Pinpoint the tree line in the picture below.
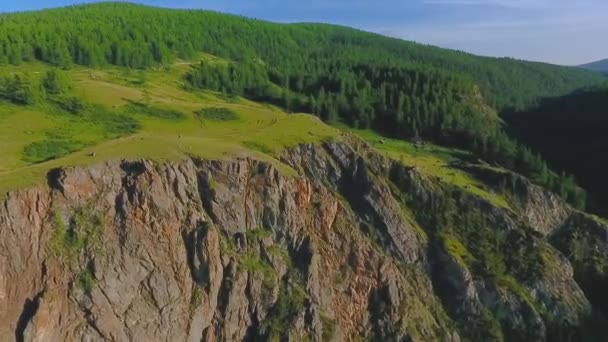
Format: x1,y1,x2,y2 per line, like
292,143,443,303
0,2,603,110
185,59,587,208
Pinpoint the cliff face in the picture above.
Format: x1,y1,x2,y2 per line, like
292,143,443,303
1,136,607,341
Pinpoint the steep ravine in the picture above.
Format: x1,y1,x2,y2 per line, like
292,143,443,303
1,136,607,341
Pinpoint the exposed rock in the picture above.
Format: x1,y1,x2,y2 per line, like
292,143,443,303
1,137,607,340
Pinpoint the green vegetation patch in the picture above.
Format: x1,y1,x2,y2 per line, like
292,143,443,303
51,95,87,114
21,102,141,164
320,313,337,341
242,141,273,154
195,107,240,121
23,138,85,164
126,101,185,121
76,267,96,293
348,126,511,210
50,205,104,295
49,205,104,262
87,106,141,136
245,227,273,242
0,73,40,105
439,232,475,268
263,277,307,340
190,283,205,314
241,228,277,287
241,255,276,288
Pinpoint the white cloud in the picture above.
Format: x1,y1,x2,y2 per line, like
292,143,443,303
373,0,608,64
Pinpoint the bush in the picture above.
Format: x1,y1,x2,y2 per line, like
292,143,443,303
23,138,83,163
263,280,307,339
195,107,239,121
42,69,70,95
125,100,185,121
52,95,86,114
0,73,40,105
76,268,96,293
88,105,141,137
48,206,103,261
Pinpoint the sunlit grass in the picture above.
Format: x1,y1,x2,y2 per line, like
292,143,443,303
0,59,504,209
0,61,338,195
341,125,511,210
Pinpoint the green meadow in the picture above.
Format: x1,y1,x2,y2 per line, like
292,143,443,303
0,61,338,195
0,58,509,210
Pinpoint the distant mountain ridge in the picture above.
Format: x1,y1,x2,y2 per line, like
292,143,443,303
579,59,608,73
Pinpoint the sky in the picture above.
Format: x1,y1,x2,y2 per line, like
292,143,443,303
2,0,607,65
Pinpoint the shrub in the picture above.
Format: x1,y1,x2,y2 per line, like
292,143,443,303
52,95,86,114
195,107,239,121
76,268,96,293
125,100,185,121
23,138,84,163
48,205,104,262
264,280,307,339
42,69,70,95
88,105,141,137
0,73,40,105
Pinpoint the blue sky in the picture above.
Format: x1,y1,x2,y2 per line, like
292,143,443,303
2,0,607,65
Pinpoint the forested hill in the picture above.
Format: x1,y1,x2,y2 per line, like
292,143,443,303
0,1,603,112
579,59,608,74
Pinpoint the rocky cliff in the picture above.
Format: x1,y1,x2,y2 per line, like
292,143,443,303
1,136,607,341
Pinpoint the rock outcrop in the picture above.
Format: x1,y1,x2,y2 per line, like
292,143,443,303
1,136,607,341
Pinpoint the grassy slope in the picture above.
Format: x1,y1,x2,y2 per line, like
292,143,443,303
342,126,511,210
0,60,337,195
0,57,510,211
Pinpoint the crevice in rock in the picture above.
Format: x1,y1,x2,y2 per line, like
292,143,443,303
47,168,66,193
326,149,399,259
243,160,260,231
217,262,236,317
114,192,129,247
196,171,219,225
80,305,107,340
120,160,147,178
290,237,314,277
243,275,261,342
182,221,210,286
182,228,197,279
120,161,145,204
367,285,393,339
15,290,44,342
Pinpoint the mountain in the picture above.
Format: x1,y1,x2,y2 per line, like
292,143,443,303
1,2,608,341
579,59,608,73
0,2,603,112
0,2,595,210
507,86,608,216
